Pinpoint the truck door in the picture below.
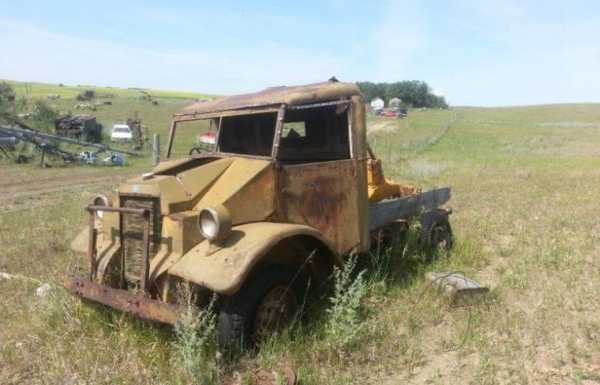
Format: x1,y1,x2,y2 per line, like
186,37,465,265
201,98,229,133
276,102,366,254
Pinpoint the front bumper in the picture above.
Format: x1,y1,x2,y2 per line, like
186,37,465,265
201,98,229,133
64,276,183,325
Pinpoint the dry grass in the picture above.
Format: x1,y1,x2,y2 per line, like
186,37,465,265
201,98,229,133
1,103,600,384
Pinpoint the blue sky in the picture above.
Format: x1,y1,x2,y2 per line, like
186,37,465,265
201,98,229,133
1,0,599,106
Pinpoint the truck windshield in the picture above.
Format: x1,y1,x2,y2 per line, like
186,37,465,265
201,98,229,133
217,112,276,156
169,112,277,158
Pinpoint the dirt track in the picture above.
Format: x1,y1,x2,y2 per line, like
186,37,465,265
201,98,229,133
0,165,132,212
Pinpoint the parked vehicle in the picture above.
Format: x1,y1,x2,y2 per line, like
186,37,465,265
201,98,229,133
65,80,453,350
111,124,133,142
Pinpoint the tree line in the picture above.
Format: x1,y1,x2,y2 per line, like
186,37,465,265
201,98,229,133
356,80,448,109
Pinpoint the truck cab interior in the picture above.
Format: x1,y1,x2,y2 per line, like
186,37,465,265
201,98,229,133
215,103,350,163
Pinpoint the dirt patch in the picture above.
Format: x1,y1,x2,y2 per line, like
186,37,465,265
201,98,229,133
0,165,133,212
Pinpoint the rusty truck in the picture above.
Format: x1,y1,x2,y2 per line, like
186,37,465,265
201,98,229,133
65,80,452,349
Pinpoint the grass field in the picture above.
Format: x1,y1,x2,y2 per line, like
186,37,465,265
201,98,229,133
2,79,213,166
3,79,213,100
1,85,599,385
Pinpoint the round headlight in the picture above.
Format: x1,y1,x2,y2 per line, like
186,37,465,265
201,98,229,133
92,194,110,218
198,205,231,243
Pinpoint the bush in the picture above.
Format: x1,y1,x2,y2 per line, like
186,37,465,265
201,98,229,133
172,286,218,385
324,255,368,351
31,100,58,132
0,82,16,123
76,89,95,101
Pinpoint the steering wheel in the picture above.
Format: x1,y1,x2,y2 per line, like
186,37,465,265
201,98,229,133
189,147,204,156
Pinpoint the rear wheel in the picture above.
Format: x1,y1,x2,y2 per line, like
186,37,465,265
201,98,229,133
371,220,409,250
217,266,307,352
420,210,453,260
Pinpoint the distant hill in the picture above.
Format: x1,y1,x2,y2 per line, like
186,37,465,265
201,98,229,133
1,79,214,100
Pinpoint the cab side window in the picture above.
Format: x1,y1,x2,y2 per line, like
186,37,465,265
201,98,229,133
278,104,350,163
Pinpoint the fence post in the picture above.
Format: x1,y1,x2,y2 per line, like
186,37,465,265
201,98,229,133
152,134,160,165
40,145,46,168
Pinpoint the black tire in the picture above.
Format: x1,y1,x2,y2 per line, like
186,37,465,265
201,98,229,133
217,265,308,353
419,209,453,260
371,220,408,251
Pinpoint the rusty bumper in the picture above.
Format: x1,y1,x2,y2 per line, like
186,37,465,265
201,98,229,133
64,276,183,325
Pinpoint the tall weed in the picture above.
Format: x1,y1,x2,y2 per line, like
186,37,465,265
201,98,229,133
172,286,218,385
324,255,368,351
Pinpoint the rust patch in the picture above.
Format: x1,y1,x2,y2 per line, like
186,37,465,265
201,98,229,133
279,159,360,254
300,176,347,230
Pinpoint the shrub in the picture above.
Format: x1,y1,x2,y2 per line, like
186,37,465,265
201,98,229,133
31,100,58,132
324,255,368,351
172,286,218,385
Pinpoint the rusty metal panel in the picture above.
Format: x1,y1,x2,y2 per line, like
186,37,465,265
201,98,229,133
64,276,182,325
175,81,361,117
368,187,451,231
173,106,281,122
279,159,361,254
349,96,370,252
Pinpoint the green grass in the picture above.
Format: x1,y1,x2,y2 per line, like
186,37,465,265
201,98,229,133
3,79,214,100
3,78,216,165
1,97,600,384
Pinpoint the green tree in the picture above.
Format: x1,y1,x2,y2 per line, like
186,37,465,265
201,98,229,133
30,100,58,132
356,80,448,109
0,82,17,123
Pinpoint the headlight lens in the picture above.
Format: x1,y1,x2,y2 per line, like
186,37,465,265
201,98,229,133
92,194,110,219
198,205,231,243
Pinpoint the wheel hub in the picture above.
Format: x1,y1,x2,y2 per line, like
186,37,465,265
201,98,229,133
254,285,297,340
431,224,450,250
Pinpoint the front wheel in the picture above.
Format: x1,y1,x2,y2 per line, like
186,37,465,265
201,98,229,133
217,266,307,352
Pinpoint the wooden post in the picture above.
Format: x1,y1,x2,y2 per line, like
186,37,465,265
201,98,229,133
39,146,46,168
152,134,160,165
166,121,176,159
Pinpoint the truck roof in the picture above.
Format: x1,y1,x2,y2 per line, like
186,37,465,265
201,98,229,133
175,81,362,117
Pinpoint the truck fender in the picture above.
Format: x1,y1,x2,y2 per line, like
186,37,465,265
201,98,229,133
166,222,339,295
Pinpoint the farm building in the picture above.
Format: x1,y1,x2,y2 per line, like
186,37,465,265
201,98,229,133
389,97,403,109
370,97,384,112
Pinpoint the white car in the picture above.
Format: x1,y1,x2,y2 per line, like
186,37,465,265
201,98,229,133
111,124,133,141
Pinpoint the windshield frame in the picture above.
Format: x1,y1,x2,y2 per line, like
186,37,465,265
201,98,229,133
166,100,353,160
167,105,283,159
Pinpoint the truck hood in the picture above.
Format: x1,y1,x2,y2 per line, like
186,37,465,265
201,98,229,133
118,156,275,224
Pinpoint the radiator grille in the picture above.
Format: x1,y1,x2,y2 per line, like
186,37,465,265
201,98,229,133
120,196,162,282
